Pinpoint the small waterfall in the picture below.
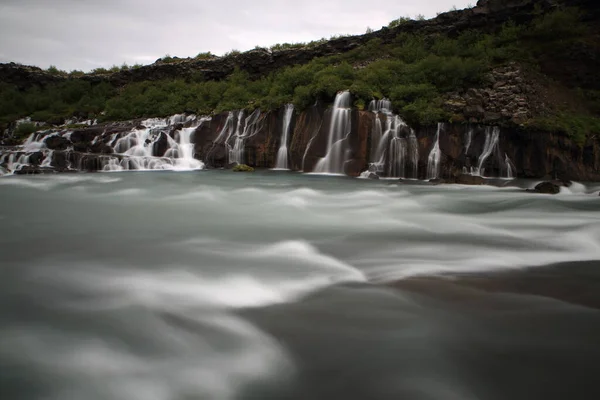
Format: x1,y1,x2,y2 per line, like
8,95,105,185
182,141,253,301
274,104,294,169
368,99,392,113
474,126,500,177
229,109,263,165
313,91,352,174
505,153,515,179
366,99,411,178
388,136,407,178
408,131,419,179
464,127,473,154
426,123,443,180
369,100,386,162
40,151,53,168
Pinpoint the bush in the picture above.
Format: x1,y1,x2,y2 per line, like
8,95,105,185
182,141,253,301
195,52,214,59
14,123,39,140
233,164,254,172
528,113,600,145
46,65,64,75
388,17,412,28
401,98,448,126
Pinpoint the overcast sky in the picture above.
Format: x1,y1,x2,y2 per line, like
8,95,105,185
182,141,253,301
0,0,473,72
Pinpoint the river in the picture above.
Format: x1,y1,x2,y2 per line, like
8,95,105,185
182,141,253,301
1,171,599,399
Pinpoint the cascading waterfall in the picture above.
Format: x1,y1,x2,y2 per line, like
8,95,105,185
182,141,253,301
426,123,443,180
229,109,263,165
313,91,352,174
366,99,412,178
274,104,294,169
106,115,208,171
0,115,210,174
473,126,500,177
388,136,407,178
464,128,473,155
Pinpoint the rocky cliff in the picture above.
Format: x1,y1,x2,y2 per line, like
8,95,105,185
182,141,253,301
1,0,599,181
2,101,599,181
2,0,598,90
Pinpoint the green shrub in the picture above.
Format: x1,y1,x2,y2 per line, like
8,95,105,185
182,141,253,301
14,122,39,140
92,67,109,74
232,164,254,172
401,98,448,126
46,65,64,75
195,52,214,59
528,114,600,145
388,17,412,28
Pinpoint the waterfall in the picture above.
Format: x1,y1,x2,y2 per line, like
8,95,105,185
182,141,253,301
313,91,352,174
229,109,263,165
464,128,473,154
369,101,384,163
474,126,500,177
1,114,210,174
426,123,443,180
505,153,515,179
368,99,392,113
388,136,407,178
274,104,294,169
107,115,207,171
366,99,410,178
408,131,419,179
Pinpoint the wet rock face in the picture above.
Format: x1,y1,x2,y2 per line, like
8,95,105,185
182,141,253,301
44,135,70,151
1,103,599,181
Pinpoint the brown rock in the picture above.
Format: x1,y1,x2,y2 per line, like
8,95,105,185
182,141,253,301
456,174,485,185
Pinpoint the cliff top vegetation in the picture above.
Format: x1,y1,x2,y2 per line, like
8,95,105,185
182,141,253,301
1,2,599,144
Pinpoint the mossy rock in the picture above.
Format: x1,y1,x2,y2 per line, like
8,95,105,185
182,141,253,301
232,164,254,172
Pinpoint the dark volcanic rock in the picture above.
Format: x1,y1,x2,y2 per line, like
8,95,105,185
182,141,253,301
152,132,170,157
44,135,70,151
532,181,561,194
456,174,485,185
89,141,114,154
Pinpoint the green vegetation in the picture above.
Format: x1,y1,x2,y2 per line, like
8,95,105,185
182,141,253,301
195,52,215,60
388,17,412,28
232,164,255,172
160,55,180,63
528,114,600,145
0,7,597,139
46,65,64,75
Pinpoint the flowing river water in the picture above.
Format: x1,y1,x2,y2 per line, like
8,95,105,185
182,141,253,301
1,171,600,400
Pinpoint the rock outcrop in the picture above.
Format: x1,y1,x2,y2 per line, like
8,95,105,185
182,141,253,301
2,0,596,90
444,63,536,125
2,104,598,181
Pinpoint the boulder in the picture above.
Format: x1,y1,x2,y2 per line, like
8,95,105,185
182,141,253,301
532,181,561,194
456,174,485,185
90,142,114,154
232,164,254,172
44,135,70,150
152,132,170,157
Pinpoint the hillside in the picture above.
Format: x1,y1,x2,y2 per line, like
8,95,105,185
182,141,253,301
1,0,598,134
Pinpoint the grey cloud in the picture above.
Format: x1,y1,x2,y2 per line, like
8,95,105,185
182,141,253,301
0,0,473,71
